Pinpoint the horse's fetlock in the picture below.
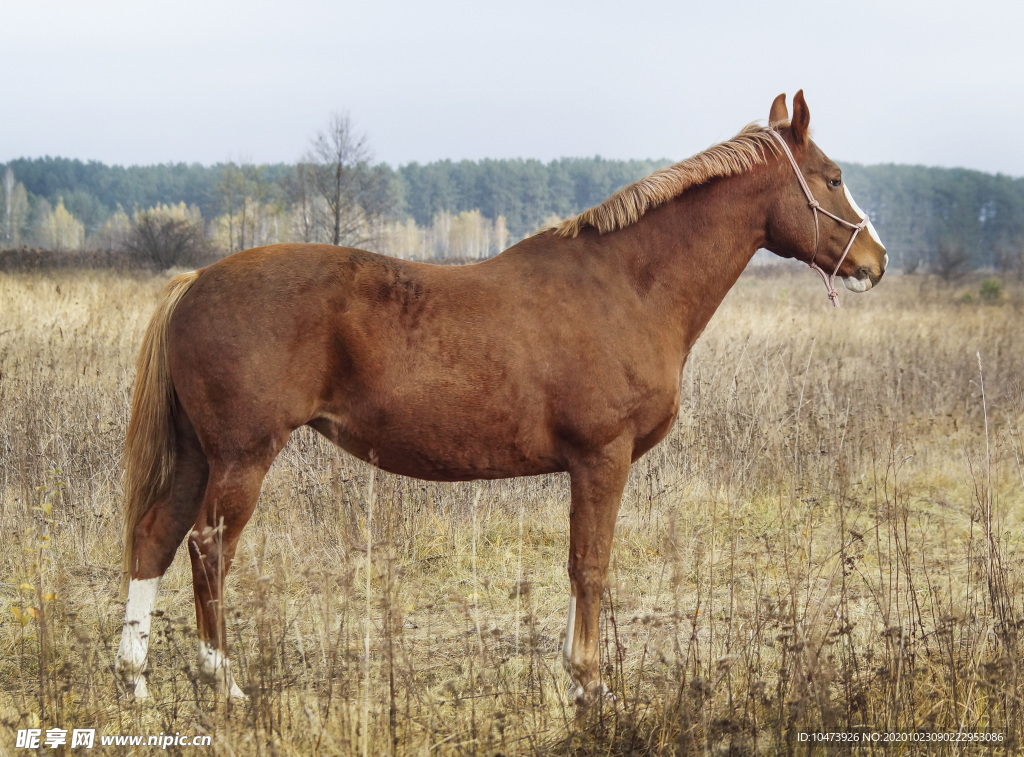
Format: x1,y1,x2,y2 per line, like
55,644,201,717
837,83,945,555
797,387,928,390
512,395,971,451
197,641,247,700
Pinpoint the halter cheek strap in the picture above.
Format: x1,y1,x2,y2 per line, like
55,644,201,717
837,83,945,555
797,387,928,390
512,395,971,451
769,130,869,307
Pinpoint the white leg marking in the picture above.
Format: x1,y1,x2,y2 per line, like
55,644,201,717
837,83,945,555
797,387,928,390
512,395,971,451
844,184,884,246
198,641,247,699
562,594,576,674
562,593,585,699
561,589,617,705
115,577,160,699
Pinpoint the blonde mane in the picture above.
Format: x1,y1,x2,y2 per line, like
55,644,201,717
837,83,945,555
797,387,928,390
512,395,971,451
554,123,782,238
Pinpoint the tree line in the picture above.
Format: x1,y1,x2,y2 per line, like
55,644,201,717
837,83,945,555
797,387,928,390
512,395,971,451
2,123,1023,271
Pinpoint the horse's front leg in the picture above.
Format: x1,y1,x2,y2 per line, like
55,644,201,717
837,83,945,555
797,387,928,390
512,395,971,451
563,441,631,706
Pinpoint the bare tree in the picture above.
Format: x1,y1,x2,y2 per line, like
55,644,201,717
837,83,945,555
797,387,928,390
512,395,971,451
282,162,319,243
124,212,209,269
933,240,971,283
902,252,923,275
994,243,1023,280
306,112,391,247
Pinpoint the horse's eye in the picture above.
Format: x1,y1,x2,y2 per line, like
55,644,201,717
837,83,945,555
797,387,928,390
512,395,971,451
828,178,842,188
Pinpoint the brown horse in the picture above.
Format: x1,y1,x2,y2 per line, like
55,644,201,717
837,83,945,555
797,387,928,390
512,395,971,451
116,91,886,703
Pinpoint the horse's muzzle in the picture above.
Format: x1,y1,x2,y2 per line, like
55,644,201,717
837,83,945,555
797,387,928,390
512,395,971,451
842,257,886,293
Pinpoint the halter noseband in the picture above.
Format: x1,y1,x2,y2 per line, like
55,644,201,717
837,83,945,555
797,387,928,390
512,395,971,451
769,130,869,307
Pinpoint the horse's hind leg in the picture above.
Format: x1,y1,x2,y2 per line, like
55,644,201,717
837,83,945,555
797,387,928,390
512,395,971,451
116,417,209,699
187,455,270,700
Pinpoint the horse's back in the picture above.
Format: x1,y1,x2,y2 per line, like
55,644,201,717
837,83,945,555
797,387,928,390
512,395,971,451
164,244,562,476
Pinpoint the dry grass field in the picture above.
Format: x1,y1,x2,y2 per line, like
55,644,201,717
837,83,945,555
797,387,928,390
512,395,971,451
1,266,1023,755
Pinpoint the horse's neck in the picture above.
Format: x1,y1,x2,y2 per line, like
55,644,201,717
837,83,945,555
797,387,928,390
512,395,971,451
620,172,770,352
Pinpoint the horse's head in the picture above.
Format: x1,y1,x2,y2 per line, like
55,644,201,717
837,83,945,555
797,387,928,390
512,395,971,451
764,90,887,304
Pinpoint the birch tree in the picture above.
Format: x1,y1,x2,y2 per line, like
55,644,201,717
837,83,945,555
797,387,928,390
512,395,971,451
2,168,29,246
40,198,86,251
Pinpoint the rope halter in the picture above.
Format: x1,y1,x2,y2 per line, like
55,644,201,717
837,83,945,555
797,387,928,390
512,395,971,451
769,130,870,307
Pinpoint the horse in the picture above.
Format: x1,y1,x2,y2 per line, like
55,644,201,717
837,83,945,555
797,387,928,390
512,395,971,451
115,91,887,704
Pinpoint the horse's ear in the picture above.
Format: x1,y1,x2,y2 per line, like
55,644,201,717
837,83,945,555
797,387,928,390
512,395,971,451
791,89,810,145
769,93,788,126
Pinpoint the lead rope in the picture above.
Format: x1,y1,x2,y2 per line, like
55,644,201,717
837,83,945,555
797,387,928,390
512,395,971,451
769,130,869,307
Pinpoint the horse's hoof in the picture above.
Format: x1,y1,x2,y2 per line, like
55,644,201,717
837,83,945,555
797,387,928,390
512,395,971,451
572,681,616,708
115,660,150,701
117,675,149,701
133,678,150,700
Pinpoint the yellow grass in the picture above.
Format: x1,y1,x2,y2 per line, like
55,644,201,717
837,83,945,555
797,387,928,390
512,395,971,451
1,268,1023,755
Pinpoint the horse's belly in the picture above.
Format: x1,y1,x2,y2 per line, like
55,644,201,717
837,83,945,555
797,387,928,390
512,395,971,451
310,409,562,482
376,446,561,481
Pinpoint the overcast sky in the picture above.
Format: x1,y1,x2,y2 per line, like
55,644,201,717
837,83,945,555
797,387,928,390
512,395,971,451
3,0,1022,175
